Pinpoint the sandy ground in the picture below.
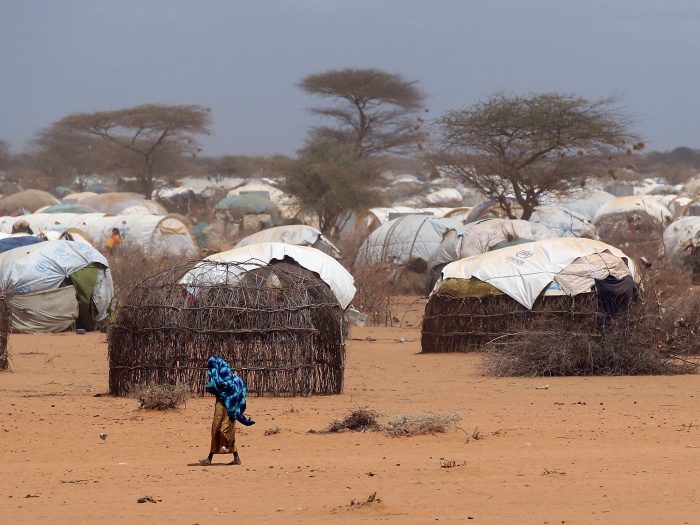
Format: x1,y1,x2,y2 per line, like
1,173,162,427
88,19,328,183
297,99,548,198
1,296,700,524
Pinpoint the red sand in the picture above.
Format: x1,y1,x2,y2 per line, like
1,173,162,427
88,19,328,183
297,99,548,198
1,297,699,524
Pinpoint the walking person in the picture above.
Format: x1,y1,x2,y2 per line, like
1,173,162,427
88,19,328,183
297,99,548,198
199,356,255,466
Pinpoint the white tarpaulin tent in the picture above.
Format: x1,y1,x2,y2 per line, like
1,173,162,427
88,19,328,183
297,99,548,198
593,196,672,226
0,213,199,258
556,190,616,220
181,242,356,309
235,225,341,259
660,216,700,256
355,215,463,267
529,206,599,239
428,218,554,274
435,238,638,309
0,240,114,332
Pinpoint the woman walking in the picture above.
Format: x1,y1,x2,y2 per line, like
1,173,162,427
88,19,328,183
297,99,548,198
199,356,255,466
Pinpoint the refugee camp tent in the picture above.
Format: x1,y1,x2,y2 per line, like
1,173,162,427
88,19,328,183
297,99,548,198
79,193,168,215
226,179,297,217
355,215,462,294
236,225,342,259
556,190,616,220
37,203,98,214
427,218,554,293
422,238,639,352
660,216,700,259
0,235,44,254
0,213,199,258
529,206,599,239
355,207,453,237
0,189,59,215
0,240,114,333
109,242,355,397
593,196,672,239
214,194,281,219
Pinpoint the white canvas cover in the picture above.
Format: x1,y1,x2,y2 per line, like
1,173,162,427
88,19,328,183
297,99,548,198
424,188,463,206
436,238,637,309
593,196,672,225
556,190,616,220
181,242,356,309
10,286,79,334
236,225,341,259
429,218,554,272
660,216,700,256
529,206,599,239
0,240,113,321
79,193,168,215
355,215,463,267
0,213,199,258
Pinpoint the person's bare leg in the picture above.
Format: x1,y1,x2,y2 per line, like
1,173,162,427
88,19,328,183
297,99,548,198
228,452,241,465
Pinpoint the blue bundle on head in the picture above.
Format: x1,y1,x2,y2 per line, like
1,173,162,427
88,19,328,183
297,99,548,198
205,356,255,426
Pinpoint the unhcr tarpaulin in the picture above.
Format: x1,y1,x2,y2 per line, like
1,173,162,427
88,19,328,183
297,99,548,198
236,225,341,259
181,242,356,309
9,286,79,334
529,206,599,239
435,238,638,309
593,196,672,225
660,216,700,256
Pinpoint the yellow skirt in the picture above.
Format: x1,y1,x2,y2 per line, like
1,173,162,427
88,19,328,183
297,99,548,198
209,397,237,455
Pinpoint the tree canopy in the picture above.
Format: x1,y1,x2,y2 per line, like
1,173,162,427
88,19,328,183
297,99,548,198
433,93,641,219
54,104,211,198
299,68,427,157
274,140,385,237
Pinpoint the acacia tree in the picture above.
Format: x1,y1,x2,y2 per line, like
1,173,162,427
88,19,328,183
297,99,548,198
299,68,427,157
433,93,641,219
274,140,385,236
54,104,211,198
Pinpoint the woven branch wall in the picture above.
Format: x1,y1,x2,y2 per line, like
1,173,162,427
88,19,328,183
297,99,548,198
108,259,346,396
0,293,10,370
422,292,609,353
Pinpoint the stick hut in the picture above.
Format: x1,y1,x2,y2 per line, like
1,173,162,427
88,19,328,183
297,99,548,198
108,257,347,396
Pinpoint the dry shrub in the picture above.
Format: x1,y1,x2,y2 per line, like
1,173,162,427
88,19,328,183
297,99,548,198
384,411,463,437
596,212,666,260
312,407,381,434
350,260,398,326
129,382,190,410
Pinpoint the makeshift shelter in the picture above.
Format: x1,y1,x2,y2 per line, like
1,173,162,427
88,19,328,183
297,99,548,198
427,219,554,293
236,225,342,259
109,242,355,397
529,206,599,239
354,207,452,237
79,193,168,215
214,194,281,218
355,215,462,294
226,179,297,218
422,238,639,353
556,190,616,221
0,240,114,333
0,213,199,258
593,196,672,240
660,216,700,261
38,203,98,214
0,189,59,215
0,293,10,370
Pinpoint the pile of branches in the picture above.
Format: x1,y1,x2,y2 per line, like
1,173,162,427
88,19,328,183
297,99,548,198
0,293,10,371
129,382,191,410
109,258,347,397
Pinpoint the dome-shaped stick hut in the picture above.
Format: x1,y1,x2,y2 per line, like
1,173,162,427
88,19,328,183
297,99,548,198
421,238,640,353
0,293,10,370
108,242,355,397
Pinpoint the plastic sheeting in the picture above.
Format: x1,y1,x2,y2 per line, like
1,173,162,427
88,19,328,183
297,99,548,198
429,218,554,273
593,196,672,225
556,190,616,220
529,206,599,239
9,286,79,334
355,215,463,267
435,238,638,309
661,216,700,256
79,193,168,215
181,242,356,309
0,213,199,258
0,240,113,321
235,225,341,259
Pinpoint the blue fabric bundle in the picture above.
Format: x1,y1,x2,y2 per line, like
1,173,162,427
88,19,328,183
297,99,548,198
205,356,255,426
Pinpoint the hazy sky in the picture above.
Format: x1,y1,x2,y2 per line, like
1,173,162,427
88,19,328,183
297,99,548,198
2,1,698,157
